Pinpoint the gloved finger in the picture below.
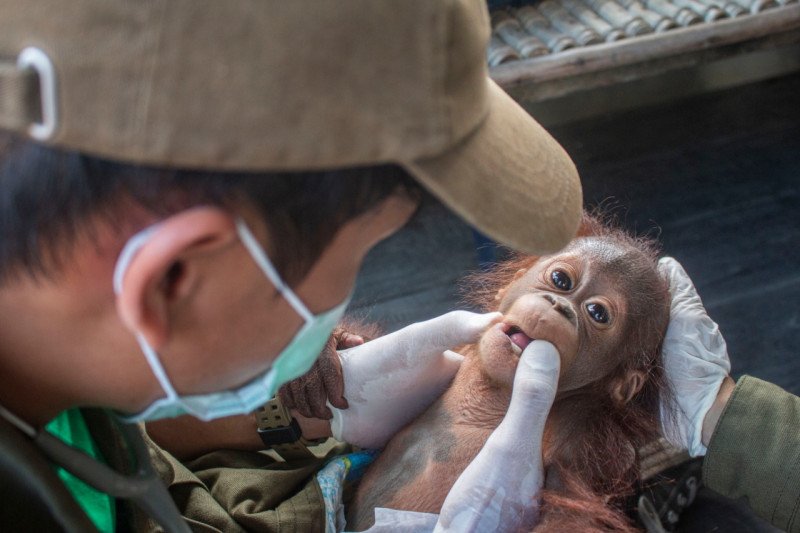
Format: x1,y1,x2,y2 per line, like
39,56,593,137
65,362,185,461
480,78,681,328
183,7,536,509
659,256,698,304
448,310,504,344
659,257,717,317
417,311,503,355
443,350,465,364
659,256,730,369
511,340,561,404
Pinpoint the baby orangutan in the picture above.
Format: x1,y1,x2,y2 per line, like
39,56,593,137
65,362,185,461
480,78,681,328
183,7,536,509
347,217,671,532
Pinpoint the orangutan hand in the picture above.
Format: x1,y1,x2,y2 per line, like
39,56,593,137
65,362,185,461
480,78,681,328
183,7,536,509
330,310,503,449
278,326,365,420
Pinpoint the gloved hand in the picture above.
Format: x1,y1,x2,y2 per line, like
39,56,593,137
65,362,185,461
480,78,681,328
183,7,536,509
659,256,731,457
330,310,502,449
434,340,560,533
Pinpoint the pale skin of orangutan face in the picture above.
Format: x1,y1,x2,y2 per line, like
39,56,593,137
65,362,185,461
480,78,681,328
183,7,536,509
476,239,633,393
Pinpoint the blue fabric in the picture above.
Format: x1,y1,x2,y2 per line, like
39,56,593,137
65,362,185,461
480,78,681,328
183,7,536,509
317,450,379,532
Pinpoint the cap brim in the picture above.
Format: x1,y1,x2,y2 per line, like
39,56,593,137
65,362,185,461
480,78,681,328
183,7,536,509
403,78,582,255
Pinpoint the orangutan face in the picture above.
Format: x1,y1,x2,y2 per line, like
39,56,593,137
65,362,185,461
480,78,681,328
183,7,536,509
477,238,633,392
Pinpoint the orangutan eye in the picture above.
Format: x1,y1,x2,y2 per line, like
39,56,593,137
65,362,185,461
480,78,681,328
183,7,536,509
550,269,573,291
586,303,609,324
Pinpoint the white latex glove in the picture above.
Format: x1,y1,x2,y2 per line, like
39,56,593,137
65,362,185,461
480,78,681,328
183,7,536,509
434,340,560,533
659,257,731,457
330,310,502,449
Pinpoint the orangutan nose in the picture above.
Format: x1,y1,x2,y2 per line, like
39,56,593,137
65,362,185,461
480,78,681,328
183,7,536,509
542,293,577,324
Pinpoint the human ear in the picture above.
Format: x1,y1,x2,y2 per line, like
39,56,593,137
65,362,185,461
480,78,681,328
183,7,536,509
115,207,238,350
610,370,646,405
494,269,528,302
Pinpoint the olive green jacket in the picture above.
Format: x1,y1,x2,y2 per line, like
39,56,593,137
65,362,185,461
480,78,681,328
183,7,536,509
704,376,800,532
142,430,347,533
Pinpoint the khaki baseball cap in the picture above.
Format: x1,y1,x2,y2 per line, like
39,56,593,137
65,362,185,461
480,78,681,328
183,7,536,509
0,0,581,254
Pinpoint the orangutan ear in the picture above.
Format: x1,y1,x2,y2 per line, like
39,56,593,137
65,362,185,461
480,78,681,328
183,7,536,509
494,269,528,302
610,370,646,405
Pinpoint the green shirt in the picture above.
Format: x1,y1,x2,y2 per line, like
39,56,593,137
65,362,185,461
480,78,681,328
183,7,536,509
45,409,116,533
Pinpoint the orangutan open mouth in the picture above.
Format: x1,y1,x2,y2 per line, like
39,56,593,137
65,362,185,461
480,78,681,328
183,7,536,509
502,324,533,354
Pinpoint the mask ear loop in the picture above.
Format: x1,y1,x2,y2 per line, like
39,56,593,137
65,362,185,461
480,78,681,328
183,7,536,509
134,335,180,406
113,223,180,407
235,219,313,323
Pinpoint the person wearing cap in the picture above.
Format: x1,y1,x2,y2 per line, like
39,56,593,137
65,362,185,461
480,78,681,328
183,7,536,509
0,1,584,531
1,1,795,532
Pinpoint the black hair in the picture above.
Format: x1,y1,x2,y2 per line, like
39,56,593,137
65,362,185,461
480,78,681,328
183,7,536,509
0,132,423,285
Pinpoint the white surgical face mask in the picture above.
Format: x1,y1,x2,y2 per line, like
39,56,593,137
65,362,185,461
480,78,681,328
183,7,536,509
113,218,349,422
